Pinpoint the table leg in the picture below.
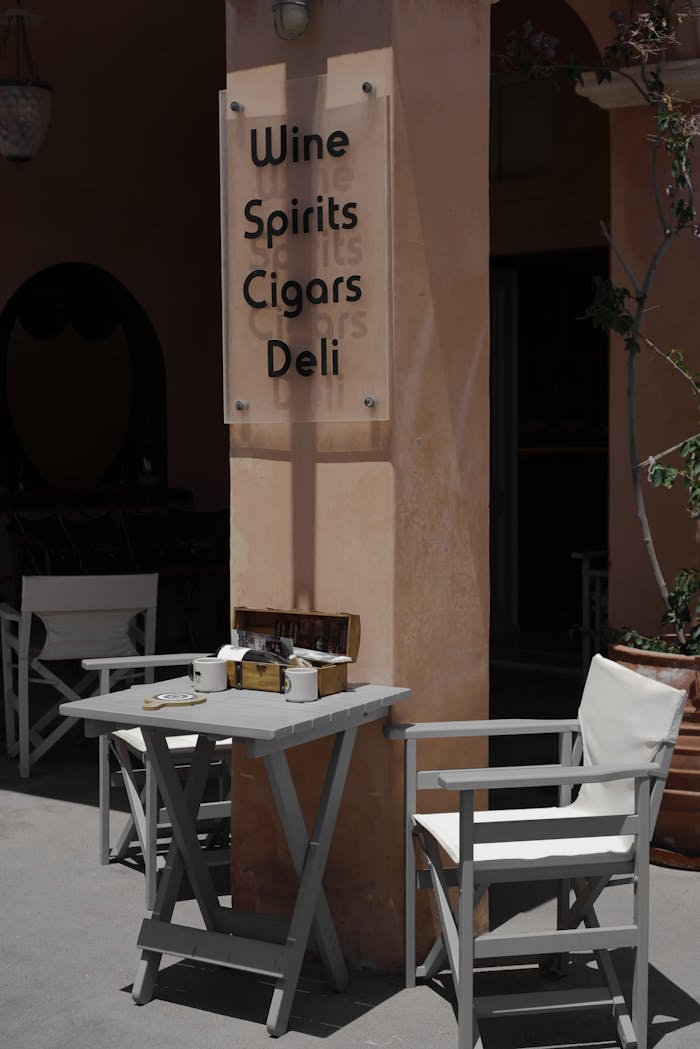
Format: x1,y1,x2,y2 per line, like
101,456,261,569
264,750,349,993
132,734,216,1005
144,757,158,911
265,726,357,1037
98,734,110,865
146,732,221,928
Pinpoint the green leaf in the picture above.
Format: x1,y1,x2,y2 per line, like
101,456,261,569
648,464,679,488
668,347,688,371
680,437,700,457
619,629,674,653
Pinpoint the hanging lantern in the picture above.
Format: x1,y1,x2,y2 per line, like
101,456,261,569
272,1,312,41
0,4,51,163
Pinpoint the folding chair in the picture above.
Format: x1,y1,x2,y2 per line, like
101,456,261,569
82,652,233,910
386,654,686,1049
1,573,158,779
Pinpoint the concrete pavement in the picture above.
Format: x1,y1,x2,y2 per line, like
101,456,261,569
2,735,700,1049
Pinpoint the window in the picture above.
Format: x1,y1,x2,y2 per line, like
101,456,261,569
490,73,553,181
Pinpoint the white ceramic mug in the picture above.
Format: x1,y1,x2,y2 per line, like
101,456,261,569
284,667,318,703
189,656,228,692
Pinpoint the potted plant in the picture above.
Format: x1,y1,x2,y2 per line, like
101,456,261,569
499,2,700,868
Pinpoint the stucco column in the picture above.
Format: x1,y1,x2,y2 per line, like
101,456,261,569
224,0,490,968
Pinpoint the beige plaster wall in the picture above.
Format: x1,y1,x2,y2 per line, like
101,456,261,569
566,0,621,53
225,0,490,968
491,0,609,256
562,3,700,637
0,1,228,508
608,103,700,636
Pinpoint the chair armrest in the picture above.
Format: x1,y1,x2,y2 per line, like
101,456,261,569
437,761,665,792
0,602,20,622
384,718,581,741
81,652,208,671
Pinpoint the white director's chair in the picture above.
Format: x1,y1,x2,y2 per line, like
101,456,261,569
387,655,686,1049
1,573,158,778
83,651,233,909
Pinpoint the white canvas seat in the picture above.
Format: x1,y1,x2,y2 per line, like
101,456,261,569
113,728,204,752
0,573,158,778
414,804,635,866
82,652,233,911
386,654,687,1049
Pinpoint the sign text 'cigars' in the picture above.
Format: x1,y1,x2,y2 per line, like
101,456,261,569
222,76,389,423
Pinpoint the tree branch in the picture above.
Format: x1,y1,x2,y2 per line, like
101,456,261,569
600,221,640,295
638,432,700,469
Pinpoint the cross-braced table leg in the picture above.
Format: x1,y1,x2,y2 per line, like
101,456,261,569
264,725,357,1036
132,732,218,1004
130,724,358,1038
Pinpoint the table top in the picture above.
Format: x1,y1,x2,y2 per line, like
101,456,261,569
59,677,411,744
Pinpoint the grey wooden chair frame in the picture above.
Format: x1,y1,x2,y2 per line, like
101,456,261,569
1,574,157,778
386,704,683,1049
82,652,232,910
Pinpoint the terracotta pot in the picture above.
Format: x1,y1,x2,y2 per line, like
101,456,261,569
609,644,700,870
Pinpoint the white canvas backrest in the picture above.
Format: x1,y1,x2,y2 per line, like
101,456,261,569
21,574,158,661
574,653,686,818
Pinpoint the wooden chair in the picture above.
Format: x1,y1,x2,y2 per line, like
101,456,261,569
83,652,233,910
0,573,158,778
386,654,686,1049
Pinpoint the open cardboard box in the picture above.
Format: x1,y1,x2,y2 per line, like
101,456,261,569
228,607,361,696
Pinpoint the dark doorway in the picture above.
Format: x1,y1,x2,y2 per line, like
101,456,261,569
490,247,608,697
0,262,166,492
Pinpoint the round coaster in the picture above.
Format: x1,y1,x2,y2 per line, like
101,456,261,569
142,691,207,711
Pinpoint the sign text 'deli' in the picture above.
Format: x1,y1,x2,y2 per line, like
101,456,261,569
221,75,390,423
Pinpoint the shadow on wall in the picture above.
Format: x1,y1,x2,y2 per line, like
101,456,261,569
0,261,166,491
0,263,230,650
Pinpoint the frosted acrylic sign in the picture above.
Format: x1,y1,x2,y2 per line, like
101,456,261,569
221,75,389,423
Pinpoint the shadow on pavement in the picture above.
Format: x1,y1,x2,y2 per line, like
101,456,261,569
122,957,402,1039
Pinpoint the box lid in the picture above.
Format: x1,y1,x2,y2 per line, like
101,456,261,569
232,607,360,662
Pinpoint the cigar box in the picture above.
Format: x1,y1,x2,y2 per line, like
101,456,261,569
228,607,360,696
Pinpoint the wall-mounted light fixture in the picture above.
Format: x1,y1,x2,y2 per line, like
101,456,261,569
0,2,51,162
272,0,311,41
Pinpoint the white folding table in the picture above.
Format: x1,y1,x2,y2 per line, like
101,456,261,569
59,678,411,1036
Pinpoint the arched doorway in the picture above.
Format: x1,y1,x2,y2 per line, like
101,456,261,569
489,1,610,709
0,262,166,492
